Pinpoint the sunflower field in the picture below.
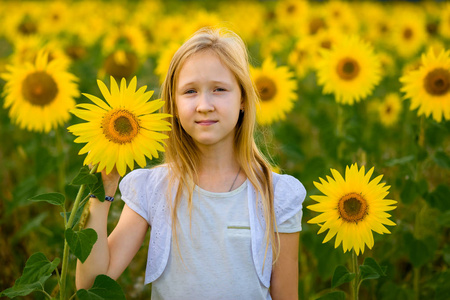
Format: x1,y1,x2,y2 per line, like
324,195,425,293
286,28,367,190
0,0,449,299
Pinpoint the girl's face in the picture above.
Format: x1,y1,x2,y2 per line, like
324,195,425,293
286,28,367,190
175,50,243,148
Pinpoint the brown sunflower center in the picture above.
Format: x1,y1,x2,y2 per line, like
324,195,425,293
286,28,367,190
18,20,37,35
104,50,138,81
255,76,277,101
286,4,296,14
337,58,360,80
403,28,413,40
21,71,58,106
309,18,326,35
338,193,368,223
424,68,450,96
102,109,140,144
321,40,332,50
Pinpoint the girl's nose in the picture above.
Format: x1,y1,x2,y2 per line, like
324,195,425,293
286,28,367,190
196,92,214,113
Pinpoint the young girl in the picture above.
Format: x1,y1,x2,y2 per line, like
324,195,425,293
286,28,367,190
76,27,306,300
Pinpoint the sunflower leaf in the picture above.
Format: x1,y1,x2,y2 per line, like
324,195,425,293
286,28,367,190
331,265,355,288
0,252,60,298
29,192,65,206
88,173,105,202
71,166,98,186
65,228,98,263
360,257,386,280
315,291,346,300
76,274,126,300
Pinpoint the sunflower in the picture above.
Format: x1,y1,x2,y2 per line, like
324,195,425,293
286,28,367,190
1,51,79,132
102,50,140,81
316,35,381,105
400,48,450,122
251,57,297,125
389,6,427,59
288,37,316,79
67,76,171,176
307,163,397,255
378,93,402,127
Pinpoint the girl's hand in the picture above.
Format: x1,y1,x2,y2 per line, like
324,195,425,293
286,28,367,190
101,167,120,197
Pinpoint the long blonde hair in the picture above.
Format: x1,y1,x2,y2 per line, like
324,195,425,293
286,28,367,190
161,27,279,264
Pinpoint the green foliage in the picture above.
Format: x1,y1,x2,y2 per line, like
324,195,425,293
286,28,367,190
29,193,65,207
0,252,60,298
316,291,346,300
331,265,355,288
76,275,126,300
64,228,98,263
359,257,387,281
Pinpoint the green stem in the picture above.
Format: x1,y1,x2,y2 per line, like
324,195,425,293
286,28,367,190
39,289,53,300
337,105,344,161
413,267,420,300
60,164,98,300
352,250,360,300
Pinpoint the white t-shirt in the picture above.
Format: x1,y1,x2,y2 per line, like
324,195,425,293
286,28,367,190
150,179,302,300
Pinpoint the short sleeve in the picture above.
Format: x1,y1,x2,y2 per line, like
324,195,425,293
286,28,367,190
273,173,306,233
119,168,151,223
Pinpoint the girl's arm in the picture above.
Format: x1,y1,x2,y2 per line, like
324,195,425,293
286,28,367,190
270,232,300,300
75,169,149,290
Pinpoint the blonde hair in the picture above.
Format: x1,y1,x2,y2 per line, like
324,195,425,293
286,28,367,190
161,27,279,265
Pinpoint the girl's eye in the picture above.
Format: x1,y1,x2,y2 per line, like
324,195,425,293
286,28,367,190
185,89,196,94
214,88,226,92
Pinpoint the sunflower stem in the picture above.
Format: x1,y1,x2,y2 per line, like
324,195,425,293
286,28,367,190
351,250,360,300
413,266,420,300
60,164,98,300
337,105,344,162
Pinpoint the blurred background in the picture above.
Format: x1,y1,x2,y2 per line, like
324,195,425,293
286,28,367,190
0,0,449,299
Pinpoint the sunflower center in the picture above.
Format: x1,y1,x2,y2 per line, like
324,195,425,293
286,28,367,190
403,28,413,40
424,68,450,96
104,50,138,80
338,193,368,223
286,4,296,14
21,71,58,106
337,58,360,80
102,109,140,144
310,18,325,35
255,76,277,101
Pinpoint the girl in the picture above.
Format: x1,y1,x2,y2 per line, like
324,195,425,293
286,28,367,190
76,27,306,300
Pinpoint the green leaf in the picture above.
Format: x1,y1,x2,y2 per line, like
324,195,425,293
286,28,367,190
76,274,126,300
315,291,346,300
65,228,98,263
362,257,386,277
71,166,98,186
425,184,450,212
434,150,450,169
331,265,355,288
0,252,60,298
88,172,105,202
400,179,418,205
404,232,432,268
359,258,388,282
29,193,65,206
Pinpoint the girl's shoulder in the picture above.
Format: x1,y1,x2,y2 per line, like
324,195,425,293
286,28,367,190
272,172,307,224
120,164,169,189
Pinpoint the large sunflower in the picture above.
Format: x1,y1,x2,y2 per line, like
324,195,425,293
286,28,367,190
251,57,297,125
307,164,397,255
316,35,381,105
1,51,79,132
400,48,450,122
67,76,171,176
